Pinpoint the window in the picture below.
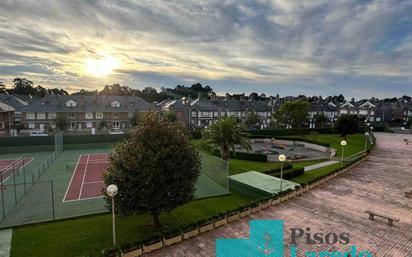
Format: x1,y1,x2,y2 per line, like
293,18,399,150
113,122,120,129
359,110,368,115
48,112,56,119
69,122,76,130
37,112,45,119
96,112,104,119
86,122,93,128
376,117,381,122
191,111,197,118
111,101,121,108
28,123,35,129
85,112,93,119
113,113,120,119
67,113,75,118
26,113,35,120
65,100,77,108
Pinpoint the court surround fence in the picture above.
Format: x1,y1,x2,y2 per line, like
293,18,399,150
0,132,63,227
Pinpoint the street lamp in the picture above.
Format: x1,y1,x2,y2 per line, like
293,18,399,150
340,140,347,166
364,132,369,152
106,184,118,246
278,154,287,192
365,122,370,132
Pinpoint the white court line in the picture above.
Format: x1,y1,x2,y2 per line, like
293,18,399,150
0,157,23,173
83,180,104,185
78,154,90,200
62,154,84,202
0,158,33,183
62,195,104,203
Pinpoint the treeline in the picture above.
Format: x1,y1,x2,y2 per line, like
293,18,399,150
0,78,68,97
1,77,411,104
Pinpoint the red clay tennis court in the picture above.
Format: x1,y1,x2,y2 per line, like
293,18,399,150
0,157,33,182
63,153,109,202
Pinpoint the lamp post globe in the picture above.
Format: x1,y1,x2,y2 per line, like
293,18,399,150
278,154,287,162
340,140,347,146
370,126,374,131
278,154,287,193
106,184,118,246
107,184,118,197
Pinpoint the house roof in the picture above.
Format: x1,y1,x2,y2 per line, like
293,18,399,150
19,95,155,113
0,95,28,110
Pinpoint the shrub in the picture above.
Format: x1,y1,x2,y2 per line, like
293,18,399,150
270,168,305,179
262,163,293,174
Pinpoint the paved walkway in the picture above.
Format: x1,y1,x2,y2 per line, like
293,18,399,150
0,229,12,257
146,133,412,257
304,160,339,171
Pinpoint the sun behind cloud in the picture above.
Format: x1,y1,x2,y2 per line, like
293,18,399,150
85,55,120,77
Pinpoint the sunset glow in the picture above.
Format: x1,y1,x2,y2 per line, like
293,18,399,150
85,56,120,77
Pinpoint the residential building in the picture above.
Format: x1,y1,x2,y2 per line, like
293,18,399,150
0,95,28,133
19,95,154,133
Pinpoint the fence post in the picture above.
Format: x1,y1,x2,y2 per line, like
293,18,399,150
12,170,17,205
51,181,55,220
23,167,27,194
31,173,35,185
1,185,5,220
22,157,25,175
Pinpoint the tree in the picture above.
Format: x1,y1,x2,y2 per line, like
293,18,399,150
202,118,251,161
12,78,36,95
0,81,6,94
103,112,200,228
314,113,329,128
245,111,260,129
53,116,69,132
129,113,141,127
335,114,360,136
163,111,177,122
273,99,310,128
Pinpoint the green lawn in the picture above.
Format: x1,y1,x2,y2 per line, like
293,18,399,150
229,159,321,175
290,163,342,184
304,134,367,157
11,191,252,257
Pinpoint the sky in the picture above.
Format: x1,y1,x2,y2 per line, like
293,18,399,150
0,0,411,99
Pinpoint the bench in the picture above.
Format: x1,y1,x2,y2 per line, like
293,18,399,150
365,210,399,226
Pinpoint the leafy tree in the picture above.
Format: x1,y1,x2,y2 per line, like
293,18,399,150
245,111,260,129
129,113,141,127
273,99,310,128
0,81,6,94
103,112,201,228
202,118,251,161
249,92,259,101
53,115,69,132
163,111,177,122
314,113,329,127
12,78,36,95
335,114,360,136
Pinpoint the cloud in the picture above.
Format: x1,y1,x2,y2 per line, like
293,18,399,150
0,0,411,98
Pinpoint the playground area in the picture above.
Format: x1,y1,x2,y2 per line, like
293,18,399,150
235,138,332,161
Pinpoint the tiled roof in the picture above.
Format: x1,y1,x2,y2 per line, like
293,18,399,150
19,95,154,113
0,95,28,110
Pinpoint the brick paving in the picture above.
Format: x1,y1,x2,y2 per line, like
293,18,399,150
146,133,412,257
